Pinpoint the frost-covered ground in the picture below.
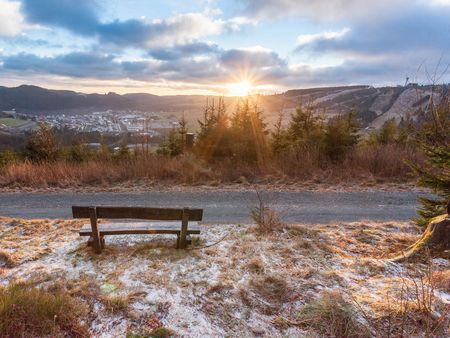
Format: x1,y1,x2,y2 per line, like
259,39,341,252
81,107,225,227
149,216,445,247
0,217,449,337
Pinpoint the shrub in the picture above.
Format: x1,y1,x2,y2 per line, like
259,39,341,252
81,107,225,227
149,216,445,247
0,150,18,168
25,123,60,162
0,283,89,337
249,190,285,233
68,139,92,162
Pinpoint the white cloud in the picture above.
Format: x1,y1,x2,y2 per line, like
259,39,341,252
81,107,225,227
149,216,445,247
243,0,409,21
151,13,256,46
226,16,258,31
296,28,350,47
0,0,25,37
429,0,450,6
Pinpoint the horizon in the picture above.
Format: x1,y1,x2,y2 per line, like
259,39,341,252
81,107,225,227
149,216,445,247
1,1,450,95
2,83,380,97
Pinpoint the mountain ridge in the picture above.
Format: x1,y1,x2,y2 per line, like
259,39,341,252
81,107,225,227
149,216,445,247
0,84,447,127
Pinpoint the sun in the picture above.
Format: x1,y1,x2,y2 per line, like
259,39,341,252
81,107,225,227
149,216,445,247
227,80,253,96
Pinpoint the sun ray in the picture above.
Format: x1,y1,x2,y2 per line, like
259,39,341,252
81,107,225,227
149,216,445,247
227,80,253,96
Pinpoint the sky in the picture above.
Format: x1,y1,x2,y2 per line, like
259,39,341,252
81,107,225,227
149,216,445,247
0,0,449,95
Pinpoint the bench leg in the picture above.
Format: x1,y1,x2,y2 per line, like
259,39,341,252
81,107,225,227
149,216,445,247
179,208,190,249
87,236,105,251
176,234,180,249
89,207,102,254
100,236,105,249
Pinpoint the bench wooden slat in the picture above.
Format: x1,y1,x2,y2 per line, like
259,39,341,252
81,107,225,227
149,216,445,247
79,222,201,236
72,206,203,221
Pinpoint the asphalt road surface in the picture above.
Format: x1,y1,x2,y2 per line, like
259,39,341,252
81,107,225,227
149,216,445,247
0,191,426,223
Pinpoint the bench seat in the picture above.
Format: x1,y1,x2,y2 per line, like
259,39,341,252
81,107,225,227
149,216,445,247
79,222,201,236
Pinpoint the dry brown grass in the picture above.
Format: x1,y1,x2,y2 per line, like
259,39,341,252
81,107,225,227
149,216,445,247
0,250,17,268
365,259,450,338
269,143,420,183
0,282,90,338
246,256,265,274
129,326,176,338
0,154,214,188
100,294,130,313
432,270,450,292
0,143,419,188
0,218,82,266
2,218,447,337
240,273,292,315
249,274,289,302
296,291,371,338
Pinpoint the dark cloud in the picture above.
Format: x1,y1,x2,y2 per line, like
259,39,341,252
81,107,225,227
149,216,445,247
0,46,287,84
2,52,122,79
285,61,403,87
220,47,286,69
21,0,99,36
1,47,439,87
148,42,219,61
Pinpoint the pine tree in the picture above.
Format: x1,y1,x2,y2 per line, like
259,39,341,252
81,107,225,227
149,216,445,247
324,111,360,162
380,99,450,261
195,97,231,160
270,112,290,154
411,99,450,226
413,144,450,226
230,99,268,165
287,105,325,152
157,116,188,157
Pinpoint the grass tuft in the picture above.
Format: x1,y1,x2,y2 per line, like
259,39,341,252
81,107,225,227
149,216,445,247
101,294,130,313
297,291,371,338
246,256,265,274
249,273,289,303
0,282,90,338
431,270,450,292
0,250,17,268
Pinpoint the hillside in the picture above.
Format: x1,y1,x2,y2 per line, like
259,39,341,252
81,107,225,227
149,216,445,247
0,84,447,127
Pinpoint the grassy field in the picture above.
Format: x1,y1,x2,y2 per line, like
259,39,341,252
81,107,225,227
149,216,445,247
0,217,449,337
0,118,31,128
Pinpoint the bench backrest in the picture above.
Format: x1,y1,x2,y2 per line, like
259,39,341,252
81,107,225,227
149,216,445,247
72,206,203,221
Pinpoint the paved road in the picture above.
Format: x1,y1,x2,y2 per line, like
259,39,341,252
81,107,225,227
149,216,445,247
0,191,426,223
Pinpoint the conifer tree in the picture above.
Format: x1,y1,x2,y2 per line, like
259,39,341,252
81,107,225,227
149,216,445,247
230,99,268,165
411,99,450,226
324,111,360,162
195,97,231,160
287,105,325,153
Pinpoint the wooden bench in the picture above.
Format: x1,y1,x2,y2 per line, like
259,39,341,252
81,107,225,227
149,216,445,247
72,206,203,253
